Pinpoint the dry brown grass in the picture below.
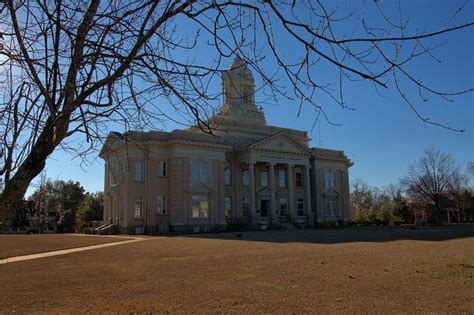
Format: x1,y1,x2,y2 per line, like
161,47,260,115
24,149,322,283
0,234,129,259
0,228,473,313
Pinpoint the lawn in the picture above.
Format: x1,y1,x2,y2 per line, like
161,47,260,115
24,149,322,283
0,234,130,259
0,228,473,313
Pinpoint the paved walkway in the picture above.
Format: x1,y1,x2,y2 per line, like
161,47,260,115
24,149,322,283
0,236,146,265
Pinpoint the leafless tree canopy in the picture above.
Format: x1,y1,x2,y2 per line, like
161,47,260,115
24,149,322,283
401,147,462,221
0,0,473,222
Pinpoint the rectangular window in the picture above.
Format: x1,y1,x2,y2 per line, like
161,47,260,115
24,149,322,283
157,161,167,177
297,198,304,216
325,171,336,191
192,161,209,184
280,197,288,216
326,200,336,216
134,197,143,219
134,161,144,182
192,161,199,183
295,171,303,188
224,167,232,185
224,196,232,219
241,169,250,186
278,169,286,188
260,170,269,187
201,162,209,183
191,195,209,218
157,195,167,215
242,197,250,218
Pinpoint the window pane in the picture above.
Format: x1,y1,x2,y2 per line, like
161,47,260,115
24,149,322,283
224,197,232,219
157,196,162,214
192,206,200,218
192,162,200,183
224,167,231,185
297,199,304,216
325,172,335,190
279,170,286,187
261,170,268,187
134,162,143,182
157,161,167,177
280,198,288,216
157,162,162,177
191,195,208,218
297,199,304,209
157,195,166,214
326,201,336,216
134,197,142,218
200,198,209,218
295,171,303,187
242,169,250,186
201,162,209,183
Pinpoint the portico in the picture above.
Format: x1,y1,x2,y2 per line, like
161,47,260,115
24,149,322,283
236,133,314,226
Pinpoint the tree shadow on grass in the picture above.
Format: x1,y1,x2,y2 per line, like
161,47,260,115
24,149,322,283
183,225,474,244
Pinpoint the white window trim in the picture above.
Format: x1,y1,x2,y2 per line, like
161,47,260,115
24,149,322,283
295,170,303,188
260,170,269,187
224,196,232,219
278,169,286,188
325,171,336,191
224,167,232,186
157,160,167,177
297,198,304,216
192,161,210,184
134,197,143,219
157,195,167,215
191,195,209,218
325,200,337,216
241,168,250,186
134,161,144,182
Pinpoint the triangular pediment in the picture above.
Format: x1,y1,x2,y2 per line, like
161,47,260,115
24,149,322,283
187,183,214,193
324,190,340,198
247,132,312,155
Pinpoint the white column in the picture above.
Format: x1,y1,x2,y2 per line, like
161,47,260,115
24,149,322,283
287,163,295,218
305,164,314,227
249,161,257,224
269,162,277,222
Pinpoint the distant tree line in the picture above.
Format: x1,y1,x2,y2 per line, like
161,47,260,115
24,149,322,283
351,148,474,225
8,179,103,232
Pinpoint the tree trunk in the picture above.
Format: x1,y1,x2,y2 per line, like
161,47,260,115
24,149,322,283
0,117,69,226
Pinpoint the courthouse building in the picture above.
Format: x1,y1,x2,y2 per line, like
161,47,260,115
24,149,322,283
99,57,352,234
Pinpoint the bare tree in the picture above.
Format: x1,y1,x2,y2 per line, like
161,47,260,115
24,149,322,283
402,148,461,222
0,1,473,224
467,162,474,177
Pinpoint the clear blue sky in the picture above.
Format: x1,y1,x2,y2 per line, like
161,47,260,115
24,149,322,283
28,1,473,195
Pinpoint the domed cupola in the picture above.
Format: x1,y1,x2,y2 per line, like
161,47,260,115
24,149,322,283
226,56,255,82
220,56,265,124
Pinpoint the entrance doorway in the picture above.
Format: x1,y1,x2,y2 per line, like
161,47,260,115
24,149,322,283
260,199,269,217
